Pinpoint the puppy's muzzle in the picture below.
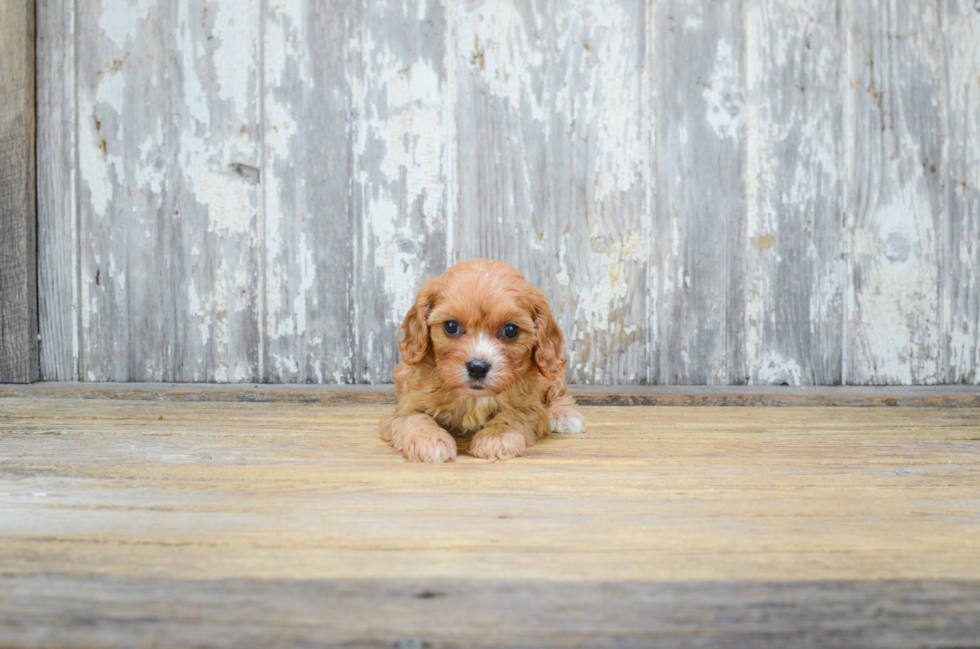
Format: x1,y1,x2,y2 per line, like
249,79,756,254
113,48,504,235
466,360,491,381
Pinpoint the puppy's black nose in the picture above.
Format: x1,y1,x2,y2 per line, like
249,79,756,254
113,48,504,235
466,360,491,380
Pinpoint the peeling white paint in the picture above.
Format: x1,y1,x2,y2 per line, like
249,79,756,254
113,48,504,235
373,58,446,228
589,2,643,202
187,279,208,346
98,0,155,48
575,230,642,335
46,0,978,386
366,196,418,325
264,0,310,358
292,230,315,336
555,233,571,287
78,105,115,217
943,4,980,384
703,40,744,142
456,2,544,120
757,352,804,386
176,0,259,238
851,188,942,384
744,3,774,384
350,0,454,355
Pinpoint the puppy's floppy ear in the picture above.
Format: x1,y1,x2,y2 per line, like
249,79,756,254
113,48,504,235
530,287,566,379
398,280,438,365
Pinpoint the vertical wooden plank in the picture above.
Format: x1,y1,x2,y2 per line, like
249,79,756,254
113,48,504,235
263,0,353,383
844,0,946,385
76,0,177,380
743,0,844,385
943,0,980,384
350,0,454,383
170,0,262,381
655,0,746,384
644,0,657,387
76,0,264,382
37,0,79,381
455,0,650,385
0,0,38,383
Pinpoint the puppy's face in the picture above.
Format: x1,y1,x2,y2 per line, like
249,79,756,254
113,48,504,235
397,260,566,397
428,290,536,397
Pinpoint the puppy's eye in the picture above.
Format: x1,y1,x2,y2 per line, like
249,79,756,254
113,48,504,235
502,324,520,340
443,320,461,336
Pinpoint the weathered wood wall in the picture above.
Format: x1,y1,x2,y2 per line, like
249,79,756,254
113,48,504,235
0,0,38,383
35,0,980,385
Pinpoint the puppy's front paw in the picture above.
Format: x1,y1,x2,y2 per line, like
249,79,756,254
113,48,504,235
549,405,585,434
469,429,527,461
386,415,457,463
402,429,457,463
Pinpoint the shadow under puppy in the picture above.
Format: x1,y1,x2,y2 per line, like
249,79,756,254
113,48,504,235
381,259,585,462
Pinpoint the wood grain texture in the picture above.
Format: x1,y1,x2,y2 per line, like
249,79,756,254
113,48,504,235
844,0,947,385
262,0,353,384
75,0,177,380
74,0,265,382
4,577,980,649
0,399,977,584
743,0,844,385
655,0,746,385
455,0,650,385
944,0,980,384
37,0,78,381
0,0,38,384
171,0,263,382
349,0,454,383
1,398,979,646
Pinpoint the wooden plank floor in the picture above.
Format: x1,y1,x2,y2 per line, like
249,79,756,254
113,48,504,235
2,396,979,647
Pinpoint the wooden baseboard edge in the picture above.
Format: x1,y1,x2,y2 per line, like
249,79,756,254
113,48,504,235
1,382,978,406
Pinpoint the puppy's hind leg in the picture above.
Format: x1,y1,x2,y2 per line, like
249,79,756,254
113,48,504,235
382,413,457,463
545,378,586,434
547,395,586,433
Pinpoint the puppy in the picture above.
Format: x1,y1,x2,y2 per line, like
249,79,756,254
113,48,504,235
381,259,585,462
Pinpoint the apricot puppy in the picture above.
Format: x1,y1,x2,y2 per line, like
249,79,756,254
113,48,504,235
381,259,585,462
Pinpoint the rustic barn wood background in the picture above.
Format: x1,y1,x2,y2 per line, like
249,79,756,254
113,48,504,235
34,0,980,386
1,0,38,383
